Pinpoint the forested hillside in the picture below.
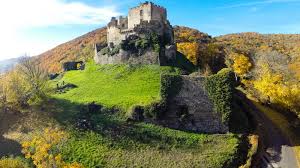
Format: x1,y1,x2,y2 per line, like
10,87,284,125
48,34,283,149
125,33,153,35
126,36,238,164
35,26,300,118
36,28,106,73
215,33,300,118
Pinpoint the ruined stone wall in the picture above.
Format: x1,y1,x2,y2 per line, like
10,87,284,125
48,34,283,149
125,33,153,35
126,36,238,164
151,4,167,22
160,76,228,133
94,48,159,65
107,26,123,46
128,2,166,29
128,3,151,29
117,16,128,30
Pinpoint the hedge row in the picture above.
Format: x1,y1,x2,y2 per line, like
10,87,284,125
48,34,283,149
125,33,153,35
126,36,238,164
205,68,235,125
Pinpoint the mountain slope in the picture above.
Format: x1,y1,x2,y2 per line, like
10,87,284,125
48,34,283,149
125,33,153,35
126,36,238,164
36,27,106,73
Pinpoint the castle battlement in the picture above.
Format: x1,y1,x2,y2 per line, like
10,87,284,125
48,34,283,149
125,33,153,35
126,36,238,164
130,1,166,11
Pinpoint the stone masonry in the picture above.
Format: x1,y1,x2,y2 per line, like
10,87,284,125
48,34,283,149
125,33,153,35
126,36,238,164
160,76,228,133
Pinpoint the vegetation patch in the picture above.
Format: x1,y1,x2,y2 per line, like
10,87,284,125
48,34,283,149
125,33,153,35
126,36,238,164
0,156,31,168
120,33,161,53
100,45,121,56
205,68,235,125
59,121,242,168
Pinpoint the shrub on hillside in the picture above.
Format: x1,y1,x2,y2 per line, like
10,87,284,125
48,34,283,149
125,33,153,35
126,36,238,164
0,156,30,168
144,101,167,119
0,57,50,108
205,68,235,125
21,127,83,168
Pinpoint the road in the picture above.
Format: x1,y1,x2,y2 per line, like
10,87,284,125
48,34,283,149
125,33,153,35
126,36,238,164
239,92,299,168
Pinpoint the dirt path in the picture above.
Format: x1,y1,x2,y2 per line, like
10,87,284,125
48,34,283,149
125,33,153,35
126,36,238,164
238,92,299,168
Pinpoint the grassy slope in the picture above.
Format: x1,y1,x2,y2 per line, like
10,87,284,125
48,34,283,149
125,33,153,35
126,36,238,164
53,62,165,111
49,63,242,168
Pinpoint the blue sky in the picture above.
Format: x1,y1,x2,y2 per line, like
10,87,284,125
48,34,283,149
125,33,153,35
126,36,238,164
0,0,300,60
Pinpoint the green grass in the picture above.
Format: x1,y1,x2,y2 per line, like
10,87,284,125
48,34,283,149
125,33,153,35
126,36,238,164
52,62,181,111
60,121,241,168
48,63,244,168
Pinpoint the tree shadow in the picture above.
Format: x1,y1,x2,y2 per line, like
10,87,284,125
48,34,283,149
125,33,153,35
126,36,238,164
0,136,22,157
0,110,23,157
235,90,300,167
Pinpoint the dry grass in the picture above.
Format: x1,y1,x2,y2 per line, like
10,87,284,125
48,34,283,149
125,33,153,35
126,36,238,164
239,135,259,168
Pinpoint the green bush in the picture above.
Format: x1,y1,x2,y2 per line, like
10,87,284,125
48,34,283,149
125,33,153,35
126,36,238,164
205,68,235,125
120,33,161,54
100,45,120,56
144,101,166,119
100,47,109,55
110,45,120,55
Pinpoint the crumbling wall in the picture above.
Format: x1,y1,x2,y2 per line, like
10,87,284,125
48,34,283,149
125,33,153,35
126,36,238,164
94,49,159,65
160,75,228,133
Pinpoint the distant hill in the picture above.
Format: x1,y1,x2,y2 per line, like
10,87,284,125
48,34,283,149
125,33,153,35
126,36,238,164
0,57,20,74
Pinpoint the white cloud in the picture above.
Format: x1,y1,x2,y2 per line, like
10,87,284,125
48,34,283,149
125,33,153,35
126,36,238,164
0,0,121,60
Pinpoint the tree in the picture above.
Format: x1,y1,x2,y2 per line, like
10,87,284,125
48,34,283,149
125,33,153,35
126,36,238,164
176,42,200,65
2,57,49,107
253,64,300,117
231,53,252,76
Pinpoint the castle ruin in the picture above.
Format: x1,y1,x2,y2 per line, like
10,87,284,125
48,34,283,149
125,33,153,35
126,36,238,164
94,1,176,65
93,2,228,133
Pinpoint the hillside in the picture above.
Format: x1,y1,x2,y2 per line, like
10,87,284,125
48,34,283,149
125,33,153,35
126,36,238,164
0,61,245,168
36,28,106,73
36,26,212,73
40,62,245,168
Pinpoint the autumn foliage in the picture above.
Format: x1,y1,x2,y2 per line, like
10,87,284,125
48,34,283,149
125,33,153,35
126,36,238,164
231,53,252,76
176,42,199,65
22,127,83,168
216,32,300,117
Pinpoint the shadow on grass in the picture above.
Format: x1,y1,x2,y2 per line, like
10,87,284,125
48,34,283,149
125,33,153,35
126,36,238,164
0,110,23,157
47,98,227,150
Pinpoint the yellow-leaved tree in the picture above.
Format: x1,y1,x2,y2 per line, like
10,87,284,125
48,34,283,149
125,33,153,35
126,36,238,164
176,42,199,65
253,64,300,117
231,53,252,76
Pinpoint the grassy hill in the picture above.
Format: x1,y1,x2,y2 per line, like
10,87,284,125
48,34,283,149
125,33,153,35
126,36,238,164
48,63,245,168
52,62,175,111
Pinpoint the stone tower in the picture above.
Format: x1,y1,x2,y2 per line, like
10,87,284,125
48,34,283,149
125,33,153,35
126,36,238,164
106,1,173,46
94,1,176,65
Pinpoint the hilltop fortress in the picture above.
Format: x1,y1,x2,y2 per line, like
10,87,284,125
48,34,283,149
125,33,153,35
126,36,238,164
94,1,176,65
93,2,228,133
